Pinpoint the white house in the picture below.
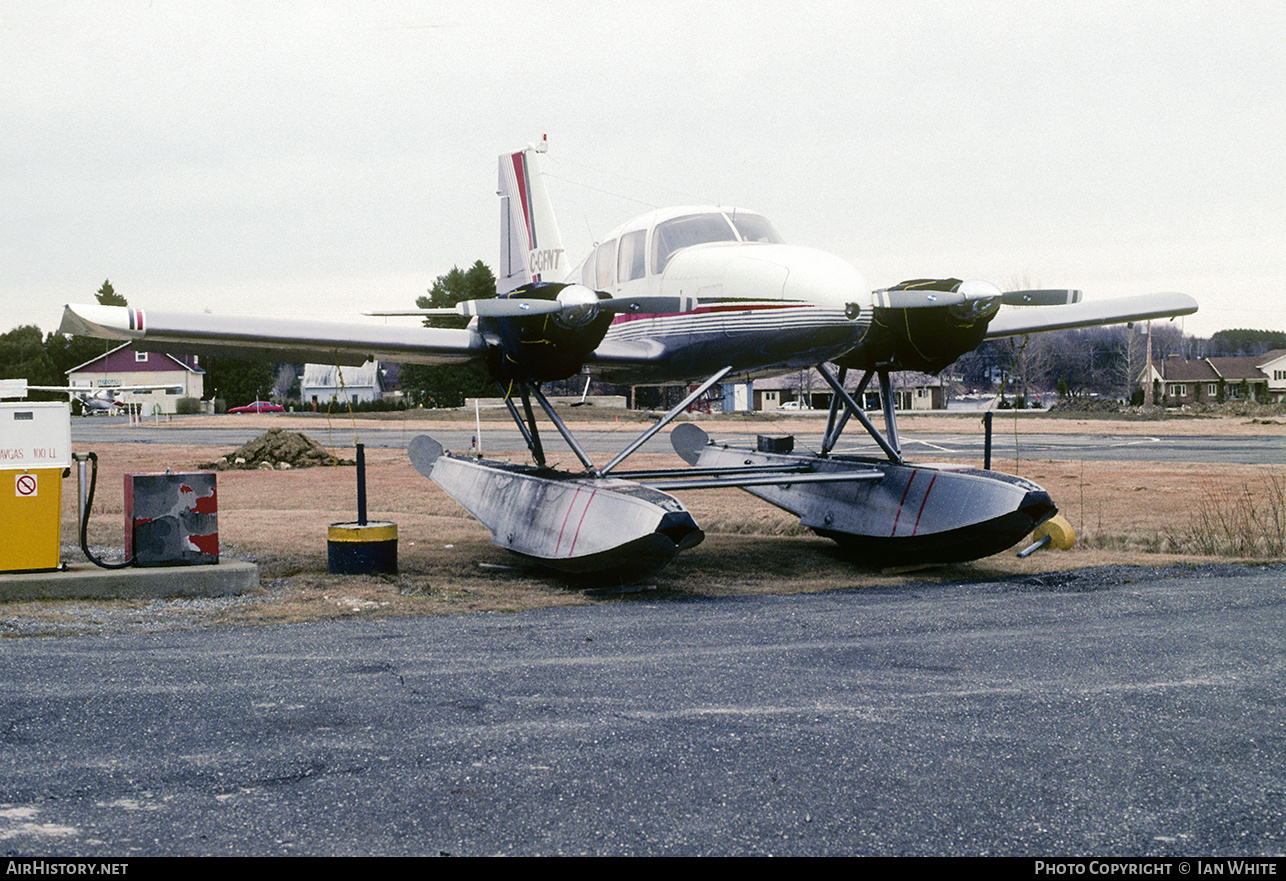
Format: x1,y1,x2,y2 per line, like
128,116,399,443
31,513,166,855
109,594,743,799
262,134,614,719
301,361,383,408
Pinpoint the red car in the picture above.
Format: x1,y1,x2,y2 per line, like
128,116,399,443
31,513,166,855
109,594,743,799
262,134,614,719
228,401,285,414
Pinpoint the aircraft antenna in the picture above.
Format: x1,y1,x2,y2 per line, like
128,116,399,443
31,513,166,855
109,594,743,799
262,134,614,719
544,154,720,208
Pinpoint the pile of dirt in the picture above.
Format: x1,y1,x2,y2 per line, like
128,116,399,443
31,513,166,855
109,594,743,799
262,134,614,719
200,428,354,470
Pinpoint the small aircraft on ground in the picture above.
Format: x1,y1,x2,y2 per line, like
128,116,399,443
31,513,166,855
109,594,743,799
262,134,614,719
59,140,1196,578
2,379,180,414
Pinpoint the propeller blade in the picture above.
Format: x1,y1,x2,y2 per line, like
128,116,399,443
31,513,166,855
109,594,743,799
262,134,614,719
599,294,698,315
366,300,564,319
873,280,1082,309
457,298,565,317
365,308,457,317
873,288,967,309
1000,289,1082,306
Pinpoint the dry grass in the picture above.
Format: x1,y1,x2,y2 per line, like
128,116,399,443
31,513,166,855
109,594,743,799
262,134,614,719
1017,458,1286,561
1160,474,1286,558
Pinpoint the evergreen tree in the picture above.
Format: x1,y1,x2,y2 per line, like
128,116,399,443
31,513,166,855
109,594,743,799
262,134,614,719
43,330,113,379
95,280,127,307
203,356,275,409
400,262,497,407
0,326,60,387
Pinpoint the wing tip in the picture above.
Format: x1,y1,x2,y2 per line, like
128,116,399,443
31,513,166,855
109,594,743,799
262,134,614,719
59,303,144,339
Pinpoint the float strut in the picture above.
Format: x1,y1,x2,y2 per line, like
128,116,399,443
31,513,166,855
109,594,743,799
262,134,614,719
817,365,901,463
599,366,733,476
527,383,596,472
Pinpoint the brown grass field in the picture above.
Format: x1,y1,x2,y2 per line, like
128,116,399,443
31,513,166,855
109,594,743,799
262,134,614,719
9,410,1285,626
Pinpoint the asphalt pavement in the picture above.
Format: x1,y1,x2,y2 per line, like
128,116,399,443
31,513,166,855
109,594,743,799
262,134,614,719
18,414,1285,856
2,563,1284,856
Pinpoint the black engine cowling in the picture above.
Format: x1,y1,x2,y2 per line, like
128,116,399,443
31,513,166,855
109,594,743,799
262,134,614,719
835,278,1000,374
483,283,614,383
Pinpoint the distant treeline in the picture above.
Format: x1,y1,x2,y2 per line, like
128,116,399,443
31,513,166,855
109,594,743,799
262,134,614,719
1208,329,1286,356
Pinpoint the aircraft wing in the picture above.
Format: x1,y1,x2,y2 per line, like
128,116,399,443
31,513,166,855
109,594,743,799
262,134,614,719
984,292,1197,339
59,304,488,367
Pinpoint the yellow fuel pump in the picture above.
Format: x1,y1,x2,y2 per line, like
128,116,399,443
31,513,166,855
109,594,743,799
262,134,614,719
0,402,72,572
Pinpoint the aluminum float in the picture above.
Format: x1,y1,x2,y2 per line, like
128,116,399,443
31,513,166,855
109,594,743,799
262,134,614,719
409,435,703,578
661,424,1057,565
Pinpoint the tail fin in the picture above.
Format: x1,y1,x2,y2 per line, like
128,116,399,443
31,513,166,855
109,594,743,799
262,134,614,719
497,136,566,294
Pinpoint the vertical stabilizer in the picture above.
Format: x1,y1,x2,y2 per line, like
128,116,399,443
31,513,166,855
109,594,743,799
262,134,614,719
498,137,565,294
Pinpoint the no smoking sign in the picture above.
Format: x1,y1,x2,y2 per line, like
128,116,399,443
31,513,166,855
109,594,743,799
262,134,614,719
15,473,37,497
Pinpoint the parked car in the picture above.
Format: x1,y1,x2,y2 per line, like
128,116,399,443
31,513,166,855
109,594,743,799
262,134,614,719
776,400,812,411
228,400,284,414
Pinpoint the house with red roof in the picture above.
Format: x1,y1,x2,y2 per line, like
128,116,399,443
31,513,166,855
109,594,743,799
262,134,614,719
66,342,206,414
1142,351,1286,405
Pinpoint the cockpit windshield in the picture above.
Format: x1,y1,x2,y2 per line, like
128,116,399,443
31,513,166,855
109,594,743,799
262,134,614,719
652,213,737,274
652,211,783,273
728,212,782,244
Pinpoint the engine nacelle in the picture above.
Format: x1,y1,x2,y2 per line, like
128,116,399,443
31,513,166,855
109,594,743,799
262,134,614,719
836,278,1000,374
483,283,614,383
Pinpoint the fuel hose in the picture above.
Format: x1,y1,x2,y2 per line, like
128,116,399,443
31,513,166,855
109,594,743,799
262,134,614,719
76,452,135,569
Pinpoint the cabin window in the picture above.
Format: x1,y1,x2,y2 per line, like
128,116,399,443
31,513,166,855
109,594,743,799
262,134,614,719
617,229,647,282
595,239,617,289
651,213,738,274
728,213,783,244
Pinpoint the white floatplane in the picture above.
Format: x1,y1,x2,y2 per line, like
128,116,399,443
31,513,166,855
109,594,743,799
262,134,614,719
59,139,1197,578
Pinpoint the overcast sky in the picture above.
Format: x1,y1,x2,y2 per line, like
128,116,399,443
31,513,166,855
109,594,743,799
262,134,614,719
3,1,1283,340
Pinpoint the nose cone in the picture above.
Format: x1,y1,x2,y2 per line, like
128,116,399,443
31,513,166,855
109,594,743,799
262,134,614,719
663,243,869,311
773,245,871,311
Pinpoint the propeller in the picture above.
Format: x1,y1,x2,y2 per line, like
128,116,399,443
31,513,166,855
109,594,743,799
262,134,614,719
368,284,697,327
872,278,1081,310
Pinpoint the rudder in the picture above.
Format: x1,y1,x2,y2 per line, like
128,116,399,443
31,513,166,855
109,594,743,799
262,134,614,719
498,136,566,294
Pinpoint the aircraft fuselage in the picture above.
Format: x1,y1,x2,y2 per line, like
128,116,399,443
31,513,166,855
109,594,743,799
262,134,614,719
557,206,993,386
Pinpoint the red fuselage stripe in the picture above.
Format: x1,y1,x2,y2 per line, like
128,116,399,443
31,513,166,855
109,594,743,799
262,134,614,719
609,301,814,325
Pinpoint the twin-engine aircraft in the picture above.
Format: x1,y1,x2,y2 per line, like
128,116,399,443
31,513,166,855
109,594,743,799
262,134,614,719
60,140,1197,578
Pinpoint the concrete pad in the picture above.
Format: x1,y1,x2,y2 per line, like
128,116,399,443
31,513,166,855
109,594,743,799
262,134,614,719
0,560,258,601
